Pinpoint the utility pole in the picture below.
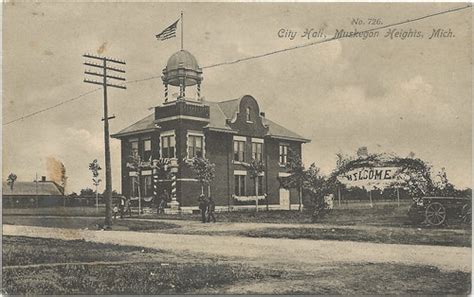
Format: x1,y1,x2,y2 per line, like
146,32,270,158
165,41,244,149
35,172,38,208
83,54,126,228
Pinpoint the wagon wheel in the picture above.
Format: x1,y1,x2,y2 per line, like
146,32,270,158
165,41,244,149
461,204,471,224
425,202,446,226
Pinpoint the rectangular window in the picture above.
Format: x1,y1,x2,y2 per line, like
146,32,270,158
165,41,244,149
279,144,288,165
161,135,175,158
143,175,152,197
234,140,245,162
249,176,264,196
188,135,203,158
234,175,246,196
143,139,152,161
252,142,263,161
130,176,138,197
130,140,139,156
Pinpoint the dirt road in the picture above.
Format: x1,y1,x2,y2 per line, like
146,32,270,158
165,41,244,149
4,224,471,272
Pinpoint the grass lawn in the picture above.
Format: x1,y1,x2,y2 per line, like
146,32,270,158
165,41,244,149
149,206,408,225
151,204,470,229
3,206,105,217
3,216,180,231
3,204,413,226
241,226,472,247
2,236,470,295
3,236,160,266
2,236,276,295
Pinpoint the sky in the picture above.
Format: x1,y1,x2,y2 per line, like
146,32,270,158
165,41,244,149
3,2,472,193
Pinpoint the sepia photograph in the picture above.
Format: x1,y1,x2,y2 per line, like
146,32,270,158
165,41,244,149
2,1,472,295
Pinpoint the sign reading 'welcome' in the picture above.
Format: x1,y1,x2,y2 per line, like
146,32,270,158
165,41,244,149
337,167,401,189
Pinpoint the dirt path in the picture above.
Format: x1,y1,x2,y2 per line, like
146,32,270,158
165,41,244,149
4,224,471,273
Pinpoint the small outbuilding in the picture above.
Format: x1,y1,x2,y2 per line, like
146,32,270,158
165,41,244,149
3,177,65,208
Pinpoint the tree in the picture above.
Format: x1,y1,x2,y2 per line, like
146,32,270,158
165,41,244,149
6,173,17,191
80,188,95,196
88,159,102,210
244,159,265,212
303,164,335,221
280,149,306,211
431,167,457,197
47,157,68,194
189,154,216,196
152,158,172,183
356,146,369,158
304,164,327,202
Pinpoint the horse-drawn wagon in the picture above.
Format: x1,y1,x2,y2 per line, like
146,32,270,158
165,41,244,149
408,196,471,226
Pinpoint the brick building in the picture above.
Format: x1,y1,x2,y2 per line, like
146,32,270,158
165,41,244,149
112,50,310,211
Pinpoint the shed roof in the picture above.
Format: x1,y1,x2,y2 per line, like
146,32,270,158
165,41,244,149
3,181,64,196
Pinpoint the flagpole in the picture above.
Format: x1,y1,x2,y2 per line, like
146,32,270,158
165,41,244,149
181,11,184,50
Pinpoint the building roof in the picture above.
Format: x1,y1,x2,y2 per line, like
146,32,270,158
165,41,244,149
263,118,310,142
112,114,157,137
112,97,310,142
204,100,235,132
3,181,64,197
166,50,200,72
216,98,240,119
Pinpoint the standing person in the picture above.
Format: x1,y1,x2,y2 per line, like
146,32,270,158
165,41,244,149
125,197,132,217
207,196,216,223
119,197,125,219
158,199,166,214
198,194,208,223
158,190,169,214
113,204,119,219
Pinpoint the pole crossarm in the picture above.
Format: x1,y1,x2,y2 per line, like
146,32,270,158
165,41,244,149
83,62,126,73
106,83,127,90
84,71,126,81
84,79,126,89
83,54,126,65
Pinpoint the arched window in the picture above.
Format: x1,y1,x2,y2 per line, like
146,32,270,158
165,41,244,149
246,107,251,122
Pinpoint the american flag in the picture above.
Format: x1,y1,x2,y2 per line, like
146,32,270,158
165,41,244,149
156,19,179,41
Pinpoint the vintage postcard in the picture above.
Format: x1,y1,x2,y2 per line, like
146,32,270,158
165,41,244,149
2,2,472,295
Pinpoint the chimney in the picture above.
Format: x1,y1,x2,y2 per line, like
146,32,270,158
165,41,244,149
41,176,46,182
260,112,265,117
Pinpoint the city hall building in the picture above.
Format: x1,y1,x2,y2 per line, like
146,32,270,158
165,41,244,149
112,50,310,211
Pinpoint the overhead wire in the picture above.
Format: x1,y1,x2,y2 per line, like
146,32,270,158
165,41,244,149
3,4,471,127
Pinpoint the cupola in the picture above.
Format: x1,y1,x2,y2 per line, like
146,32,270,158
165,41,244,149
161,50,203,102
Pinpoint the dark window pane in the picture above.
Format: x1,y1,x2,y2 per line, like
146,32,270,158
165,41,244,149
240,176,245,196
234,176,239,195
258,176,263,195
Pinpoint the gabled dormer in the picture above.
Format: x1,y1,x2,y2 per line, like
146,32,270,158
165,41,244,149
225,95,269,137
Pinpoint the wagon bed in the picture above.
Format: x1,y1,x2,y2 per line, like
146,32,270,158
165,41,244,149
408,196,471,226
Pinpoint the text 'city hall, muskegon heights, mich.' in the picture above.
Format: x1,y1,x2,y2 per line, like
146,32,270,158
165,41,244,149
111,49,310,213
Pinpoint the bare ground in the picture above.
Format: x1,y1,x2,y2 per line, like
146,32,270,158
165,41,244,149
3,224,471,273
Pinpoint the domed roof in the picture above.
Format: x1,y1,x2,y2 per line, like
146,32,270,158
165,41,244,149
166,50,200,71
162,49,203,87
